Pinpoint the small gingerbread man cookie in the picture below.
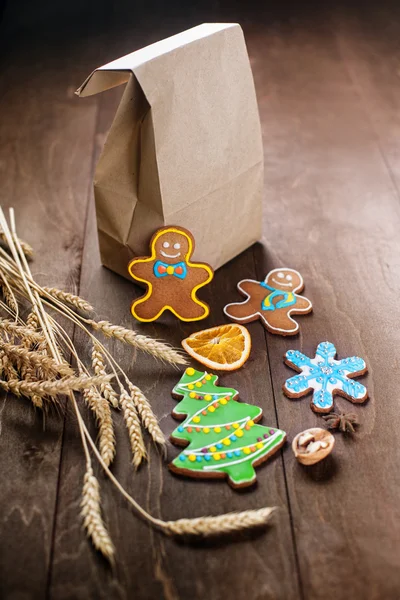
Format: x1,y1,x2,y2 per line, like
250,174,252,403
128,226,214,322
224,268,312,335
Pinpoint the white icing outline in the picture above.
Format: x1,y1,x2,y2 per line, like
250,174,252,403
284,353,367,402
271,278,292,287
184,416,250,433
224,268,312,334
182,417,250,451
175,374,235,398
203,431,282,471
160,250,181,259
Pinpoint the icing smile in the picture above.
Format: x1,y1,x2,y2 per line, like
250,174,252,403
161,250,181,259
272,278,292,287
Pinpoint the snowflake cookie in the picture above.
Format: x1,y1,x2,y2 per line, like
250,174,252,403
283,342,368,413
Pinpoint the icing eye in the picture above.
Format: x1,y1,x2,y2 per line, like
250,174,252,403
286,274,293,281
173,243,181,249
162,241,170,248
277,272,284,278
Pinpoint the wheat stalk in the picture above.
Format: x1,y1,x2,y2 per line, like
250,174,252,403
81,465,115,562
0,373,112,399
0,208,281,557
120,390,146,468
42,287,94,313
127,382,165,446
89,320,187,366
83,387,116,467
91,344,119,408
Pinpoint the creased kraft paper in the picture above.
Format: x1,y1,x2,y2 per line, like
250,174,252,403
77,23,263,279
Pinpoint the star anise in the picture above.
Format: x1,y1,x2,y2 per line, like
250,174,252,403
322,411,359,433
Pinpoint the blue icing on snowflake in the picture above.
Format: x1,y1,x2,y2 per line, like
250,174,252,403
284,341,367,412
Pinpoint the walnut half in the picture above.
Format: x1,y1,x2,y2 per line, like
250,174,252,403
292,427,335,465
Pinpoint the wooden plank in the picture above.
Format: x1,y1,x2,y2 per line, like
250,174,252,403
0,29,99,600
334,4,400,188
247,13,400,600
48,46,300,600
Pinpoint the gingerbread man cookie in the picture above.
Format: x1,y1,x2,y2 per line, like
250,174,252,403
128,226,214,322
224,268,312,336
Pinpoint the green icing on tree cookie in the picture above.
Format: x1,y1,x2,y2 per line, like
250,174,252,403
169,368,286,488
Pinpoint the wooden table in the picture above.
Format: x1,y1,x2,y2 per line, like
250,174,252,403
1,3,399,599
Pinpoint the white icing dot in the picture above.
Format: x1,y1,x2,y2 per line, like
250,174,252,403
162,241,170,248
277,272,284,278
173,243,181,249
286,274,293,281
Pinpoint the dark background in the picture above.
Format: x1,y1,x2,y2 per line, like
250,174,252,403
1,1,400,599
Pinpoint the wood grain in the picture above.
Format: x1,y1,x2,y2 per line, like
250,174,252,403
249,9,400,599
0,24,99,600
1,3,400,599
48,69,300,600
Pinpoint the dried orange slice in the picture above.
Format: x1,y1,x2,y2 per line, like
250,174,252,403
181,324,251,371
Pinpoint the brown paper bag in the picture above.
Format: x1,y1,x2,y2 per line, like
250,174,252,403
77,23,263,279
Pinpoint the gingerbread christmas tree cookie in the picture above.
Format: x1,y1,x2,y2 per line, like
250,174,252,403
128,226,214,322
169,368,286,488
224,268,312,336
283,342,368,413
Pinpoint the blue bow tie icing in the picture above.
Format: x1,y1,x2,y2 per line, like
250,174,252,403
259,282,296,311
154,260,187,279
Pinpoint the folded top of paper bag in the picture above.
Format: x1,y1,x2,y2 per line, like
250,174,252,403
77,23,237,98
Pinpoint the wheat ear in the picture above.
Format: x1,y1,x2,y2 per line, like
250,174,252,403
127,382,165,446
42,287,94,313
0,351,19,381
0,373,112,399
0,341,73,377
0,281,18,314
83,387,115,467
81,465,115,562
89,320,187,366
0,231,33,259
0,319,43,343
26,311,39,330
23,311,43,408
91,344,119,408
160,507,277,536
120,390,146,468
